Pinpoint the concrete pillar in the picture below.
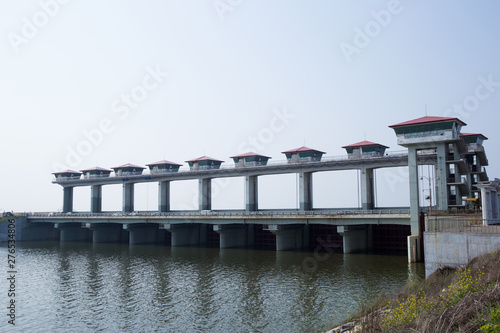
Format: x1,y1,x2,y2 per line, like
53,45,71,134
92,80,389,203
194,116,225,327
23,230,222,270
299,172,313,211
123,183,134,212
199,178,212,211
497,192,500,221
435,143,448,211
492,190,499,220
481,190,492,223
268,224,309,251
91,185,102,213
158,181,170,213
123,224,159,245
408,235,421,263
214,224,254,248
337,225,371,254
245,175,258,211
83,223,126,243
452,143,463,206
63,187,74,213
408,146,422,263
408,146,420,236
161,223,207,246
55,223,91,242
361,167,374,210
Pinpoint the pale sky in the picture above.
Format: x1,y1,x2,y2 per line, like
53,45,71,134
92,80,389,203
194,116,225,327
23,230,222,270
1,0,499,212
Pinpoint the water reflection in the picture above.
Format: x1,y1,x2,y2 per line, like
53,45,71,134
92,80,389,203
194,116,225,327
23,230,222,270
0,242,424,333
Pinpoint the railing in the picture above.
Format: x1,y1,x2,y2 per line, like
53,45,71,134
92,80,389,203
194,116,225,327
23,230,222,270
467,143,485,153
27,209,410,218
53,150,419,183
426,217,500,234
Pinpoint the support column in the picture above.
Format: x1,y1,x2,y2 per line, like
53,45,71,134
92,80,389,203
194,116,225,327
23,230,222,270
497,192,500,221
299,172,313,211
337,225,371,254
408,146,420,236
158,181,171,213
452,143,463,206
435,143,448,211
481,190,492,224
91,185,102,213
161,223,207,246
63,187,74,213
55,223,91,242
123,224,159,245
361,167,375,210
408,146,422,262
83,223,128,243
123,183,134,212
268,224,309,251
214,224,254,248
245,176,258,211
199,178,212,211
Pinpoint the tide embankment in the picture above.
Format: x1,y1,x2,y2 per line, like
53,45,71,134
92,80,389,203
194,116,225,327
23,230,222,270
329,250,500,332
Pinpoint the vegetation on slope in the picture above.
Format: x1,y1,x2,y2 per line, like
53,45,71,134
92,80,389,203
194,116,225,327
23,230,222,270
344,251,500,332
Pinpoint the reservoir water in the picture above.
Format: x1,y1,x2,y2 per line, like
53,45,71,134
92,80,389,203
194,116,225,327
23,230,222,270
0,242,424,332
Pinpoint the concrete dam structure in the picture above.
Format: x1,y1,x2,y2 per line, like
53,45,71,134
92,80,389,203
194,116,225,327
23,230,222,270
12,116,490,262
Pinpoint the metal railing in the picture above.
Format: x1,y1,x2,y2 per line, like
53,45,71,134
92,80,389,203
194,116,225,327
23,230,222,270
426,217,500,234
27,209,410,218
52,150,418,183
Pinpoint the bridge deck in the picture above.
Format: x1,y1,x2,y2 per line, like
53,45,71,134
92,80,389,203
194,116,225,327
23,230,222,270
53,152,437,187
27,209,411,226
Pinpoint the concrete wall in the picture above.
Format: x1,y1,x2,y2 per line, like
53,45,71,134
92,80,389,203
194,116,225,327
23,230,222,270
424,231,500,277
0,217,59,242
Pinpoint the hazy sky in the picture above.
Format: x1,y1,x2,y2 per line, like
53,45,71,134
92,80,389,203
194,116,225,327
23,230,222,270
1,0,499,212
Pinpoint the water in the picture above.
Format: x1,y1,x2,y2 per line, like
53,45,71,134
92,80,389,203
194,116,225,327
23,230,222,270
0,242,424,333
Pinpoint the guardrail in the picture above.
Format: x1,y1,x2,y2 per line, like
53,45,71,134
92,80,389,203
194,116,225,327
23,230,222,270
426,217,500,234
27,209,410,218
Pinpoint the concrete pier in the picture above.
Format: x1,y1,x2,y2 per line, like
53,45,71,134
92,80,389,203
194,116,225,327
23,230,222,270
245,175,258,211
123,224,159,245
55,223,91,242
83,223,127,243
435,143,448,211
408,146,420,237
162,223,207,246
337,225,372,254
63,187,73,213
214,224,254,248
360,168,374,210
158,181,171,212
268,224,309,250
91,185,102,213
199,178,212,211
299,172,313,211
123,183,134,212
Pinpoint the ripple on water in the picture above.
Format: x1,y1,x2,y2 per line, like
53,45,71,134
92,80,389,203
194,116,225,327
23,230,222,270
0,243,424,333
